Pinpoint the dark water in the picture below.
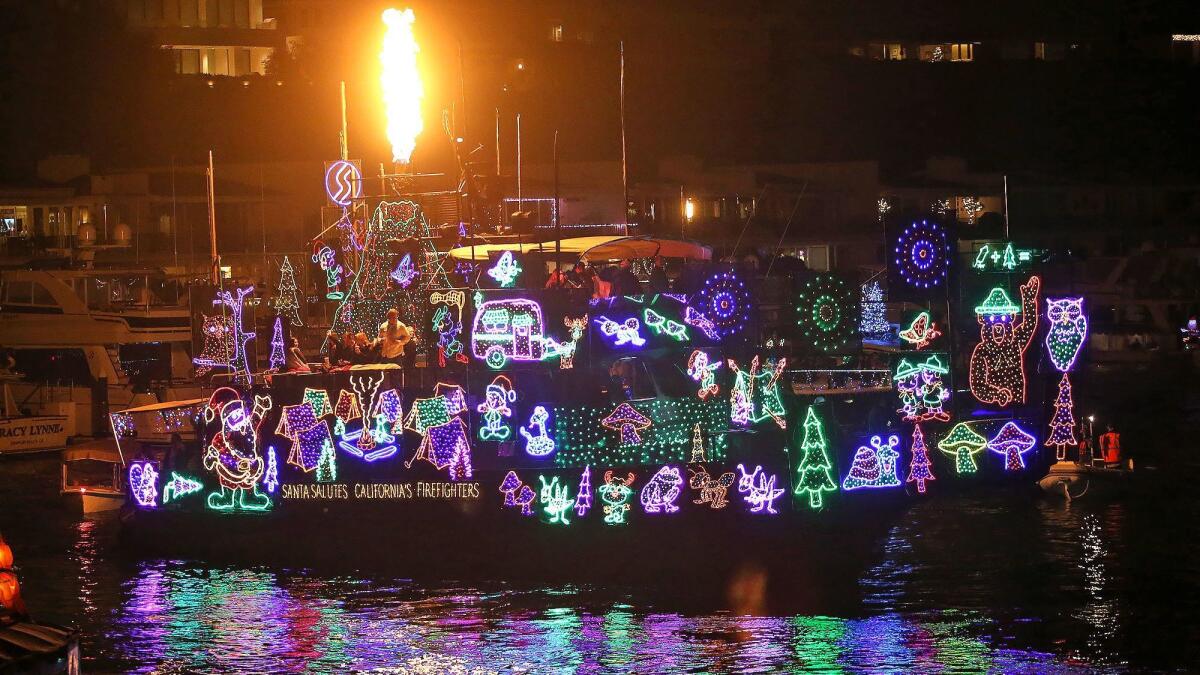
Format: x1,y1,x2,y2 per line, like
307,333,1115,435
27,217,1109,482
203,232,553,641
3,455,1199,673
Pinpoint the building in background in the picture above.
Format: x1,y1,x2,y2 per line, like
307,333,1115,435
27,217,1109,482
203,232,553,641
123,0,280,76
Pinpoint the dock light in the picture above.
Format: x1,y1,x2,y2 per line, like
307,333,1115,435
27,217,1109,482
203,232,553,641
1088,415,1094,422
684,198,695,222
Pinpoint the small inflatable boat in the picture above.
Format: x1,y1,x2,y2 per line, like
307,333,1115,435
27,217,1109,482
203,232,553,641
1037,460,1132,500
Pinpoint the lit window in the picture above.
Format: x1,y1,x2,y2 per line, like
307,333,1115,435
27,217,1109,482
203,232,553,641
950,43,974,61
550,24,564,42
886,43,906,61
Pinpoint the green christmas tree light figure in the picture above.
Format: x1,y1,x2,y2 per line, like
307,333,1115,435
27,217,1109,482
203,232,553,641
316,439,337,483
274,256,303,327
794,406,837,509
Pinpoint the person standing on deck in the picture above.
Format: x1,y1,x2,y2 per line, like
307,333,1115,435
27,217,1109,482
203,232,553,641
1099,423,1122,467
378,308,412,366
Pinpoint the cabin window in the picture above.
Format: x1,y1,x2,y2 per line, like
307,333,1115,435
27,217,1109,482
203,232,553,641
5,281,32,304
10,349,96,384
32,283,54,306
606,357,657,402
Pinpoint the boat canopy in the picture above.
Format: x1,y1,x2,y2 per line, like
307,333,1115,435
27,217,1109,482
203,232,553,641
62,439,122,463
447,236,712,262
115,398,207,414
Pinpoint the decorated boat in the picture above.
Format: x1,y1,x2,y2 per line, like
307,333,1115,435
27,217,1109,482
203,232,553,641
113,195,1105,582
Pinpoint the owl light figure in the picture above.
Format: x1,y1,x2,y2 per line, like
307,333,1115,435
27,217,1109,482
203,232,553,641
1045,298,1087,372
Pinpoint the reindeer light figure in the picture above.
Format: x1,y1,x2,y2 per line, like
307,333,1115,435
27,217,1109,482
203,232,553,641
559,315,589,369
598,471,636,525
736,464,785,514
689,465,736,509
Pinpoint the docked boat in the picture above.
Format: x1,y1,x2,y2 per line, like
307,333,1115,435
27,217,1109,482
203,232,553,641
0,385,70,458
60,439,124,513
0,268,202,437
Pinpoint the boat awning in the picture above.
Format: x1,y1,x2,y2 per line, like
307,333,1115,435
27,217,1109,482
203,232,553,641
447,236,712,262
114,398,207,414
62,439,122,463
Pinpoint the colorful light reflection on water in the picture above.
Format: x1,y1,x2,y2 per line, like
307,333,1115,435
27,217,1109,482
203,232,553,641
104,561,1067,673
5,453,1199,671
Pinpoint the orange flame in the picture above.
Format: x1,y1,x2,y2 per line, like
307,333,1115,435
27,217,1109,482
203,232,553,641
380,8,423,164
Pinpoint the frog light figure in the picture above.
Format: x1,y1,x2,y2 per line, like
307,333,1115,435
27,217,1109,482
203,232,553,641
599,471,636,525
538,475,576,525
639,465,683,514
476,375,516,441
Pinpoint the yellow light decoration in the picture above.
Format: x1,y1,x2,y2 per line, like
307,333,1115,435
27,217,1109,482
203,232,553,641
381,8,424,164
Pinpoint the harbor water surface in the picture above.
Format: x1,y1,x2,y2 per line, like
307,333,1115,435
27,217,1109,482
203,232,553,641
2,453,1198,673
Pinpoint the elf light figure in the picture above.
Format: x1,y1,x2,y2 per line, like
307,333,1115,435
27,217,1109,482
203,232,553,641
687,350,721,400
312,243,345,300
519,405,556,457
476,375,516,441
487,251,522,287
968,276,1040,407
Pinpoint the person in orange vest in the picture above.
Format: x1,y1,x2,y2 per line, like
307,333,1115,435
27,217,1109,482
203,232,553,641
0,531,28,623
1099,423,1122,467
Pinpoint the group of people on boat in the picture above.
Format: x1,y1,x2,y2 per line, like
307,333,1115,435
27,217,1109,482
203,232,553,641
300,308,415,372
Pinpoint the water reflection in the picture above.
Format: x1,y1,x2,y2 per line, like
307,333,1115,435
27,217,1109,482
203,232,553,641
6,454,1194,671
104,563,1087,672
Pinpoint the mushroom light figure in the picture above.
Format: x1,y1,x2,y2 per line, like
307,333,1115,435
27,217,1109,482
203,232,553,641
987,421,1037,471
602,403,652,446
937,422,988,474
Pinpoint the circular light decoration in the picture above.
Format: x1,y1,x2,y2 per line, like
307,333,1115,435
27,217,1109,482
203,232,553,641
894,219,951,290
690,271,751,340
324,160,363,208
796,274,857,351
